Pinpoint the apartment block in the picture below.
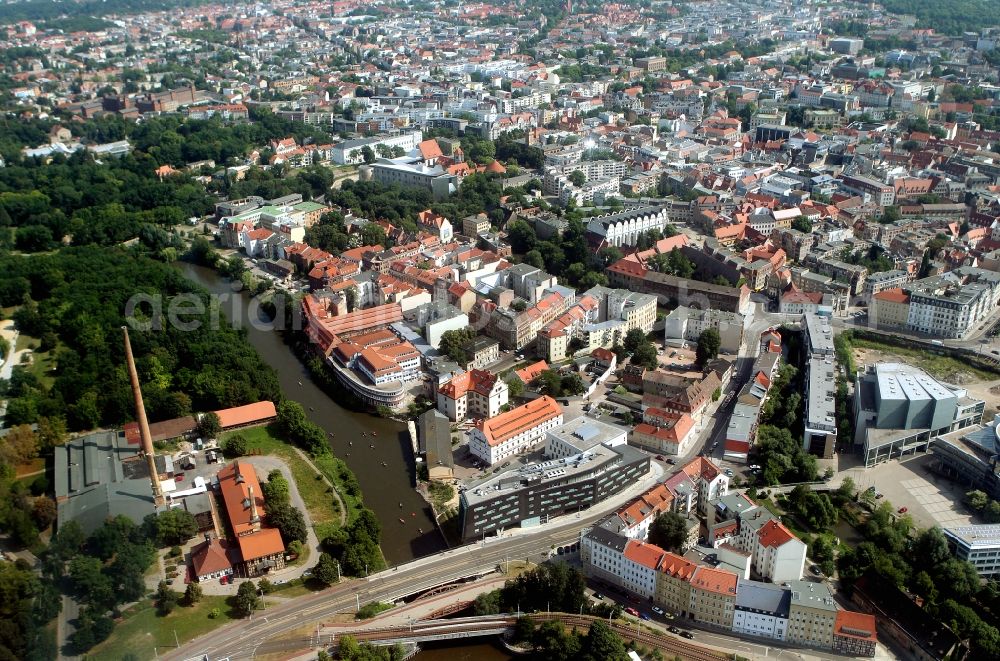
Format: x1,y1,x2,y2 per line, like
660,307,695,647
436,369,508,422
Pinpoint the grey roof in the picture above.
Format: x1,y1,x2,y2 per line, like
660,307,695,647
586,522,631,552
418,409,454,471
787,580,838,612
547,417,626,453
735,578,791,617
54,430,161,535
943,524,1000,550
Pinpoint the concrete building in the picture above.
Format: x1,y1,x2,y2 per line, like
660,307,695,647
460,441,649,540
468,396,564,465
943,524,1000,577
751,519,807,583
545,417,628,460
331,130,422,164
904,268,1000,339
854,362,985,466
663,306,745,353
804,355,837,459
869,289,911,330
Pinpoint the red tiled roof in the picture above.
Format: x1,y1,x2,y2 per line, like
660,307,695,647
834,610,878,642
237,526,285,561
873,288,909,304
690,566,738,595
514,360,549,383
214,401,277,429
757,519,797,548
217,461,265,537
475,396,562,447
623,540,666,570
190,538,237,577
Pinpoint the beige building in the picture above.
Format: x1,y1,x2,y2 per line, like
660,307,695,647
688,566,738,628
870,288,910,329
787,581,839,649
655,553,697,615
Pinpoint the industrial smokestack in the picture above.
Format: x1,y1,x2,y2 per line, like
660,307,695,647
248,484,260,524
122,326,165,506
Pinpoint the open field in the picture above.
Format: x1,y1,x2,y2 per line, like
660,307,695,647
223,424,362,540
851,337,998,383
89,596,235,660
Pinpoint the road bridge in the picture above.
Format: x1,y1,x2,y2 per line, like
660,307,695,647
328,613,727,661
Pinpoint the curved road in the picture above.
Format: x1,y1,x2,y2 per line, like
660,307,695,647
167,461,666,661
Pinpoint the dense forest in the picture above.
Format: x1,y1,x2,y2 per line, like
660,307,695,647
0,246,282,430
878,0,1000,34
0,0,236,23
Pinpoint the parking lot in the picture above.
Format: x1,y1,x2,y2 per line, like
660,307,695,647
845,454,975,530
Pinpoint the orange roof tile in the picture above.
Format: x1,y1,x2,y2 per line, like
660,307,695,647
690,566,738,595
757,519,797,548
214,401,277,429
236,526,285,561
475,396,562,447
217,461,265,536
873,288,909,304
834,610,878,642
624,540,666,571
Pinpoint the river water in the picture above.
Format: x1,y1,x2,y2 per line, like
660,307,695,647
177,262,445,564
414,640,512,660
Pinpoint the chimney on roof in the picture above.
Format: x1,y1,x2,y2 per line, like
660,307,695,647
248,484,260,524
122,327,165,506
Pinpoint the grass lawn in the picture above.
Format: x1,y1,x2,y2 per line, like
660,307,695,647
223,425,354,534
852,337,998,381
91,596,235,660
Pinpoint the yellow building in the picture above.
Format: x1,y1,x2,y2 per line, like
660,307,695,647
688,566,738,628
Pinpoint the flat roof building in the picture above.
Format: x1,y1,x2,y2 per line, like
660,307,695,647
943,524,1000,577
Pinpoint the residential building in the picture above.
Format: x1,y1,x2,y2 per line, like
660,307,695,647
468,395,564,465
623,540,666,598
904,268,1000,339
631,414,696,456
689,566,739,628
732,579,790,641
586,206,671,247
870,288,911,330
437,368,509,422
804,355,837,459
602,483,675,540
752,519,807,583
832,610,878,658
656,552,698,616
607,262,751,314
663,306,745,353
787,581,839,649
462,336,500,370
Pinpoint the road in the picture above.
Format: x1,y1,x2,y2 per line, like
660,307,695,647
167,457,666,661
168,511,599,660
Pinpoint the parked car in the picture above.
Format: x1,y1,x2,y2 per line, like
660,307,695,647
640,613,651,621
174,473,184,482
724,469,734,477
651,606,664,616
668,626,681,634
666,458,677,465
625,607,639,617
592,592,604,601
656,455,665,461
680,631,694,639
898,506,908,514
810,565,822,575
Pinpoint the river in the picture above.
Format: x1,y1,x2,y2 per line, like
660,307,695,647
414,640,513,660
178,262,446,564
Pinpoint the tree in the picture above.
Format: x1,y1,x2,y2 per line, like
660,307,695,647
568,170,587,187
146,509,198,546
623,328,647,355
473,589,501,615
184,582,203,605
648,512,689,552
534,370,564,397
632,342,659,370
560,373,586,396
235,580,260,616
267,503,308,544
0,424,39,466
258,577,274,595
437,327,476,364
198,411,221,439
223,433,248,458
506,376,524,397
31,496,57,530
966,489,990,511
314,552,340,585
262,470,290,508
696,328,721,367
360,145,375,164
360,223,386,248
582,620,630,661
791,215,812,233
155,580,179,615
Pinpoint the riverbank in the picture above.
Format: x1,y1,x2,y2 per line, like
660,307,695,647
178,261,445,564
